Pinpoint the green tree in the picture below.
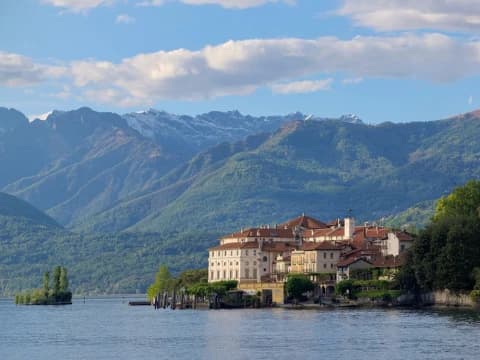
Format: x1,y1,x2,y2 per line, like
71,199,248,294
405,181,480,294
60,267,69,292
147,265,173,300
434,180,480,221
53,266,61,295
43,271,50,297
286,275,314,302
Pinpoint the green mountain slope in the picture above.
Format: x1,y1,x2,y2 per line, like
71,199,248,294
0,192,215,295
107,113,480,234
383,199,436,230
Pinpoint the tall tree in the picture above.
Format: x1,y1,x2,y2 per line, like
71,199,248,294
43,271,50,297
53,266,61,295
147,265,173,300
60,267,69,292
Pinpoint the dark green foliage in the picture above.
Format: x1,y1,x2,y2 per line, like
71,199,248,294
53,266,61,295
286,275,314,301
405,181,480,293
336,279,394,300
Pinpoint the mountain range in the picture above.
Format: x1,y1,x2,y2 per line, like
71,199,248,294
1,106,480,294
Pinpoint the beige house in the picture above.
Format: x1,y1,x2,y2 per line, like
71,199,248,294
208,214,327,284
290,241,347,274
208,226,297,283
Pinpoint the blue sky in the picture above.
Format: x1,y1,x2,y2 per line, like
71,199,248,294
0,0,479,123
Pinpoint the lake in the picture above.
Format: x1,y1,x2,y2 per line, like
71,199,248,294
1,297,480,359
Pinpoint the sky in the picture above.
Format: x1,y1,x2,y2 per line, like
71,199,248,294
1,0,480,123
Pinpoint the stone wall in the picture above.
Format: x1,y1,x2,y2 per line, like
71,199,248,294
421,290,474,307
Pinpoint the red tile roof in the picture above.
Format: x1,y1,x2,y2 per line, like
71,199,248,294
372,256,404,268
301,241,345,251
221,227,294,240
306,227,345,238
395,231,414,241
278,214,328,230
209,241,260,251
262,242,298,252
337,257,372,267
210,240,298,252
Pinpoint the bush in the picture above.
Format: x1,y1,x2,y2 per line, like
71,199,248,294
470,290,480,303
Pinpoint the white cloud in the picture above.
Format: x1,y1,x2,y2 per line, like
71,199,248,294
116,14,136,24
28,111,52,122
3,33,480,106
64,34,480,106
468,95,473,105
42,0,114,12
338,0,480,33
138,0,294,9
271,79,332,94
0,51,65,87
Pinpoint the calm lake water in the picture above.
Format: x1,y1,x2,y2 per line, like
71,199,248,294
1,297,480,359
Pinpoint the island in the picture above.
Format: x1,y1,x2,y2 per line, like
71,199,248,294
15,266,72,305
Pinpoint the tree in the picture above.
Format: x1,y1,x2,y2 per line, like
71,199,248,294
43,271,50,297
147,265,173,300
60,267,69,292
286,275,314,302
404,180,480,294
434,180,480,221
53,266,61,295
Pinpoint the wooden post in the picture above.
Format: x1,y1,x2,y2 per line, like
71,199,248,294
172,289,177,310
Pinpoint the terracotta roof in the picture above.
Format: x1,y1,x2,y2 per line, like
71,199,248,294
210,240,298,252
262,241,298,252
372,256,404,268
221,227,294,240
301,241,345,251
395,231,414,241
337,257,372,267
306,227,345,238
209,241,259,251
278,214,328,230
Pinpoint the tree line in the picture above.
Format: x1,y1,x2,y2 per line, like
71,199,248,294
397,180,480,301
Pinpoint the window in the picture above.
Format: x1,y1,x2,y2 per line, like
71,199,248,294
210,271,214,280
253,250,256,256
235,270,238,278
253,261,257,266
331,263,334,269
245,268,250,278
224,251,227,256
229,270,233,279
253,268,257,279
217,270,220,279
323,263,327,269
330,253,334,259
223,270,226,279
230,262,232,266
263,268,267,272
323,252,327,259
263,256,268,262
211,262,214,267
245,261,249,266
246,250,249,256
230,251,233,256
236,250,239,256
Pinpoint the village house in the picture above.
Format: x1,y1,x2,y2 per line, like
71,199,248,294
208,213,413,287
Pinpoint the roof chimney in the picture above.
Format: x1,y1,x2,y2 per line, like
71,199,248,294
344,217,355,240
